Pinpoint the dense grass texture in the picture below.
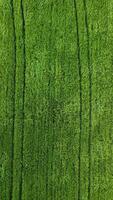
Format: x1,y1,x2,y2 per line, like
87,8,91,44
0,0,113,199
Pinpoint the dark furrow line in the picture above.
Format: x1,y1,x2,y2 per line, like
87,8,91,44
9,0,17,199
50,3,59,199
73,1,82,200
19,0,26,199
83,0,92,199
97,117,101,200
51,59,55,200
46,4,53,199
36,120,40,200
46,145,49,200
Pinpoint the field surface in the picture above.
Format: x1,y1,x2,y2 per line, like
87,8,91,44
0,0,113,199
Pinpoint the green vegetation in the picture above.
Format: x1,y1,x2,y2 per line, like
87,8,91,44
0,0,113,199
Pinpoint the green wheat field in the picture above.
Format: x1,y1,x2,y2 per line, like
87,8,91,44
0,0,113,199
